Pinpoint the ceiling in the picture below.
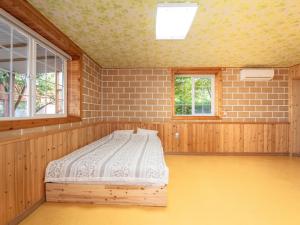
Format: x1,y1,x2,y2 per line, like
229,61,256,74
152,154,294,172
28,0,300,68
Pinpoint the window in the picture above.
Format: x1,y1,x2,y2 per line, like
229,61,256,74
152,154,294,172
0,15,67,120
172,68,222,119
175,75,215,116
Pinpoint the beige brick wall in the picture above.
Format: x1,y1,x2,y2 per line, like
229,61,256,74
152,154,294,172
101,68,289,122
82,55,102,123
102,68,171,122
222,68,289,122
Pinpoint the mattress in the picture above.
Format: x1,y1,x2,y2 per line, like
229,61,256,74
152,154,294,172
45,133,169,186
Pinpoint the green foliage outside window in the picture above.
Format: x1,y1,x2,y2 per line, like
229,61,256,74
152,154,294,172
175,77,192,115
175,76,213,115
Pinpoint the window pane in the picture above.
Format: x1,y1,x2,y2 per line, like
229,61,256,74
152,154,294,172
14,94,29,117
35,44,65,115
56,56,64,86
35,96,56,115
175,76,192,115
0,20,11,93
12,29,29,117
0,70,10,94
46,49,55,82
35,79,56,114
0,93,9,117
194,78,212,114
36,44,46,80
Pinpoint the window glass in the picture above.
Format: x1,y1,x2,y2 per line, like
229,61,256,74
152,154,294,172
194,78,212,114
56,56,64,114
0,20,11,117
174,75,215,116
175,76,192,115
12,29,29,117
36,45,54,114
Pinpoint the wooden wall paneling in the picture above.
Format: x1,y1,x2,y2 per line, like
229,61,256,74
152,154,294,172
292,81,300,153
34,137,47,203
94,124,100,140
46,134,53,164
160,123,172,152
0,144,8,225
62,131,69,156
289,65,300,155
70,129,79,151
274,124,289,153
214,124,221,152
24,140,33,209
77,127,85,148
52,133,59,160
190,124,197,153
6,143,16,224
289,65,300,154
174,123,189,153
244,124,261,152
66,130,73,154
14,141,26,217
80,127,87,148
57,132,64,159
87,126,95,143
222,124,243,153
209,124,218,152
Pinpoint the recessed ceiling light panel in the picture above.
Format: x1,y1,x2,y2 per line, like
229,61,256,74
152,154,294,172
156,3,198,40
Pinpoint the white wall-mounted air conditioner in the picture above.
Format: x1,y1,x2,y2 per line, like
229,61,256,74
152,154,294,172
240,68,274,81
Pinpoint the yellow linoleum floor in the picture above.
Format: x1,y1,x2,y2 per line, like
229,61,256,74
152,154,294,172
21,156,300,225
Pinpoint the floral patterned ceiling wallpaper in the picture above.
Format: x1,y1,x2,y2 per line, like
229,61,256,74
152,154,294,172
29,0,300,68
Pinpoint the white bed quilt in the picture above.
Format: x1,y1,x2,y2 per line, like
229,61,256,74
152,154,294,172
45,133,169,186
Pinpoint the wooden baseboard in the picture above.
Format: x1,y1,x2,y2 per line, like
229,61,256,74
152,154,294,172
165,152,290,156
290,153,300,157
46,183,167,207
8,198,45,225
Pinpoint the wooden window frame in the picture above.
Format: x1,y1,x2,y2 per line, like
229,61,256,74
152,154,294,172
0,1,83,131
171,67,223,120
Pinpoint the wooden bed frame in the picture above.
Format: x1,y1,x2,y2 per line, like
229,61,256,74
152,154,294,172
46,183,167,207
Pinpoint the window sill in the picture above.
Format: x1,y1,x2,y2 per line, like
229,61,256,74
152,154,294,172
0,115,82,132
172,116,221,120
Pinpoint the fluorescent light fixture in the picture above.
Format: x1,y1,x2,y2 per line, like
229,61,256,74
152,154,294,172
156,3,198,40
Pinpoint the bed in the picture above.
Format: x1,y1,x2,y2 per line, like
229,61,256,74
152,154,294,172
45,131,169,206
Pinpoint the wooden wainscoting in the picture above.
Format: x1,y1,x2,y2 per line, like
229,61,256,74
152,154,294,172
100,121,289,154
0,121,289,225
